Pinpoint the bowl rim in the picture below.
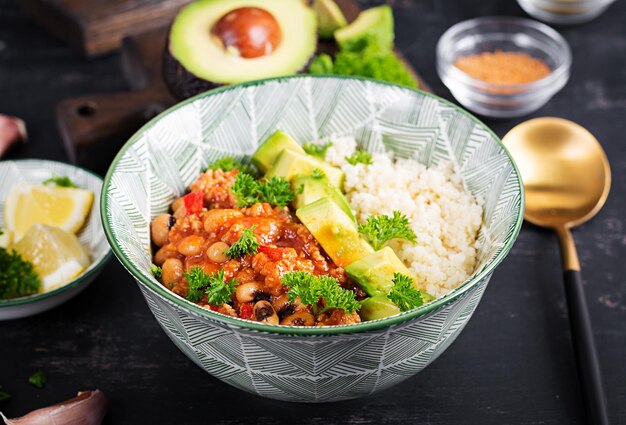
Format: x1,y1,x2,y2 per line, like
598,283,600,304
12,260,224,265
101,74,525,336
436,16,572,95
0,159,113,308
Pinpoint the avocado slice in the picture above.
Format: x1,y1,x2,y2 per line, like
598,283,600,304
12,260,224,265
168,0,317,89
334,5,394,52
345,247,416,296
266,149,345,189
252,130,304,173
360,295,401,321
296,197,373,267
313,0,348,39
292,173,356,222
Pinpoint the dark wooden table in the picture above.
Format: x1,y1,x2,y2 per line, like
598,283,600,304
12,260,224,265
1,0,625,423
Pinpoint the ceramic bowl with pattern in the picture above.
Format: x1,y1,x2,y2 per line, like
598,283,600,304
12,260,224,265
0,160,111,320
102,76,523,402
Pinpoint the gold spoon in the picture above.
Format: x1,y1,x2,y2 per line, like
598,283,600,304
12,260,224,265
503,117,610,425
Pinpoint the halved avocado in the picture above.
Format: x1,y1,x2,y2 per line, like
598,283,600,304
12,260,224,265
334,5,394,52
166,0,317,99
313,0,347,39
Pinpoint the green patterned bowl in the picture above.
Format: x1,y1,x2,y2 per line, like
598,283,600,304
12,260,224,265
102,76,523,402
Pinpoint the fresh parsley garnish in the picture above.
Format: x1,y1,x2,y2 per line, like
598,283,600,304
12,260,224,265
281,271,360,315
151,264,162,280
0,247,40,299
231,173,294,207
224,226,259,258
231,173,261,206
0,386,11,402
43,175,78,188
0,228,3,236
345,150,373,165
387,273,428,312
311,168,326,179
28,371,46,388
358,211,417,250
209,156,256,176
184,267,237,305
258,177,294,206
303,142,333,159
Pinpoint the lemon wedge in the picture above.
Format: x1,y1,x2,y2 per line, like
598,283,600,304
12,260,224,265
4,184,93,241
12,224,90,292
0,229,11,248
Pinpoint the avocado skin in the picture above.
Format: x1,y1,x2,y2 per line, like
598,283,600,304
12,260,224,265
164,42,320,100
163,45,222,100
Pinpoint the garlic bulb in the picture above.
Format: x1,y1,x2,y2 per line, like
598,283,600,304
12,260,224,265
0,114,27,158
0,389,107,425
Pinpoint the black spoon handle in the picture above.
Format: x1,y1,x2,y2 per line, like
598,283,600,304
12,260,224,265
563,270,609,425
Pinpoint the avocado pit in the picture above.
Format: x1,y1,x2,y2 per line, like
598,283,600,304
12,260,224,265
212,7,282,58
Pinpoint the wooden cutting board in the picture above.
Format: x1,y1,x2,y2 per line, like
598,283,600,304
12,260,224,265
17,0,192,57
55,0,430,166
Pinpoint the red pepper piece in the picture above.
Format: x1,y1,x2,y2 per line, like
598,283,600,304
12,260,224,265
258,245,286,261
183,191,204,216
240,303,253,320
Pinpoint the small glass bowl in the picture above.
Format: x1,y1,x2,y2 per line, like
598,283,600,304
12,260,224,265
517,0,616,25
437,17,572,118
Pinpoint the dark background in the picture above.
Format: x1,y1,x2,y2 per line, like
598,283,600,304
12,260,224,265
1,0,625,423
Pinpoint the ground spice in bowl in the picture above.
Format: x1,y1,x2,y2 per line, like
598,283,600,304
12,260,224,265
454,50,551,85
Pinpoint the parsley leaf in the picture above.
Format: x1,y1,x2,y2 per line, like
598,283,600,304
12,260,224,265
184,267,237,305
0,386,11,402
0,248,40,299
231,173,261,207
387,273,429,312
209,156,256,176
28,371,46,388
224,226,259,258
205,270,238,305
258,177,294,207
43,175,78,188
345,150,373,165
231,174,295,207
151,264,162,280
0,228,3,236
281,271,360,315
358,211,417,250
311,168,326,179
303,142,333,159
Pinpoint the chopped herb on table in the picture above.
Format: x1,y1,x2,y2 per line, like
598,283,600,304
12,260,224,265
28,371,46,388
281,271,360,315
43,175,78,188
208,156,256,176
0,385,11,402
303,142,333,159
0,247,40,299
358,210,417,250
387,273,428,312
345,150,373,166
224,226,259,258
184,268,237,305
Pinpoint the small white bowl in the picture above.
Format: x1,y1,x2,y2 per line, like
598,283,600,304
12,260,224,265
518,0,616,25
0,160,111,320
437,17,572,118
